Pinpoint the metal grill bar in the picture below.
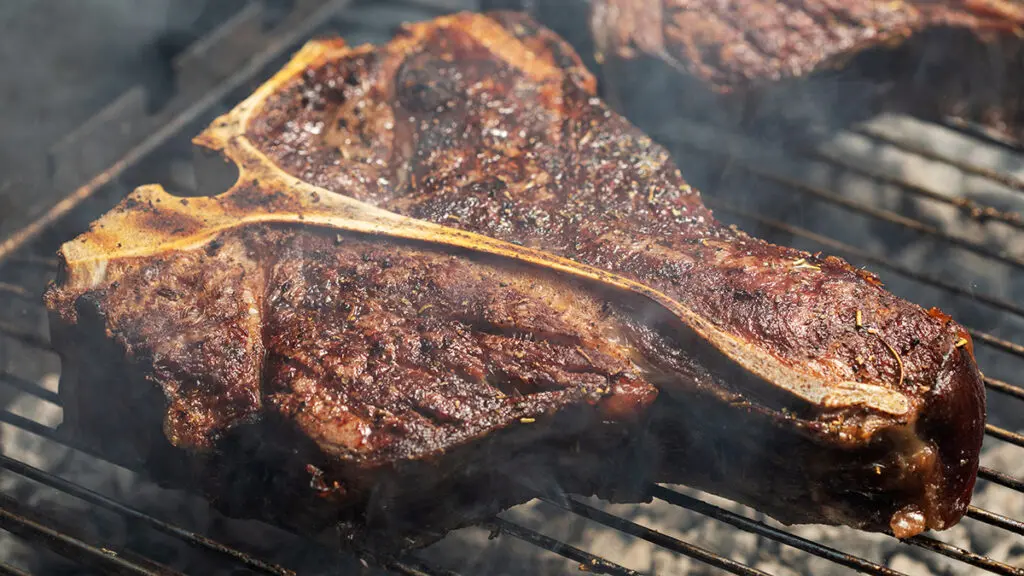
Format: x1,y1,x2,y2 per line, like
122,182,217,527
0,0,357,264
707,199,1024,401
707,199,1024,319
641,117,1024,573
0,410,454,576
0,495,182,576
692,204,1024,375
647,486,904,576
667,136,1024,271
379,557,460,576
0,410,130,480
986,424,1024,448
1,269,1021,575
0,257,57,270
966,506,1024,536
984,377,1024,401
904,535,1024,576
0,283,32,300
853,124,1024,195
0,411,56,440
968,329,1024,359
744,165,1024,270
979,377,1017,402
803,146,1023,228
540,496,772,576
365,0,458,15
0,373,60,406
487,517,642,576
0,563,31,576
0,455,294,576
0,409,144,504
0,273,1020,574
941,117,1024,153
0,5,1020,574
0,322,51,352
979,467,1024,492
5,370,1020,576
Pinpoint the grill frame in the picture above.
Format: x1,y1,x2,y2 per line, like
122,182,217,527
1,1,1022,574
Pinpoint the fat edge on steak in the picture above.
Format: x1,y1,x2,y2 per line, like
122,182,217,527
44,12,985,543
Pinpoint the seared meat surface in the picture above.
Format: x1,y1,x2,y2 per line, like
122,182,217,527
49,228,656,543
573,0,1024,141
45,12,984,546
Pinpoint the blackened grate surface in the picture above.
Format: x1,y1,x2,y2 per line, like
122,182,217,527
0,1,1022,574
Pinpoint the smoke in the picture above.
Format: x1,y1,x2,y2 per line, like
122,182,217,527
0,1,217,183
1,1,1022,575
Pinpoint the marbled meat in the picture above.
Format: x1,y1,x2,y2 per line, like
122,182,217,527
44,12,986,548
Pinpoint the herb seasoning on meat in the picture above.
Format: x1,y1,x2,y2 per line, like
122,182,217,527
45,12,985,548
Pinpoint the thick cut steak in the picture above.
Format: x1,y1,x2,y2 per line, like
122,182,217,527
45,12,985,545
548,0,1024,142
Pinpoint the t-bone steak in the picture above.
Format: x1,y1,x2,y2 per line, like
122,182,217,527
44,11,986,547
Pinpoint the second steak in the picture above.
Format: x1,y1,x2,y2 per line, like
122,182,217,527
539,0,1024,143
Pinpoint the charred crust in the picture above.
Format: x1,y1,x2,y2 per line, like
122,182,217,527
43,12,986,543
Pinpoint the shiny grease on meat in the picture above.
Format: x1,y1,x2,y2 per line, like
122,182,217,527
48,229,660,541
45,11,985,542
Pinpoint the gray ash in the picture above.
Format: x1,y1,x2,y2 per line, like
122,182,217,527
1,1,1023,575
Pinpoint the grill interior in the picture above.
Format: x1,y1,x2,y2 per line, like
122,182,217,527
0,1,1022,574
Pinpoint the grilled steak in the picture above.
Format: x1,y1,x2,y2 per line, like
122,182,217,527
50,226,658,545
538,0,1024,142
45,12,985,546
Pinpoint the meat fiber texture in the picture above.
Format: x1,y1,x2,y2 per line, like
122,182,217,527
566,0,1024,143
44,12,985,549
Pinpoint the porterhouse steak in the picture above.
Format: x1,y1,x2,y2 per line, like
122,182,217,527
45,12,985,546
545,0,1024,142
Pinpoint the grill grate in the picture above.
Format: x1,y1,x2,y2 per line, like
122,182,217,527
1,0,1023,574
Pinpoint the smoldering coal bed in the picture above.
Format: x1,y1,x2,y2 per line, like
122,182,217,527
1,1,1023,575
